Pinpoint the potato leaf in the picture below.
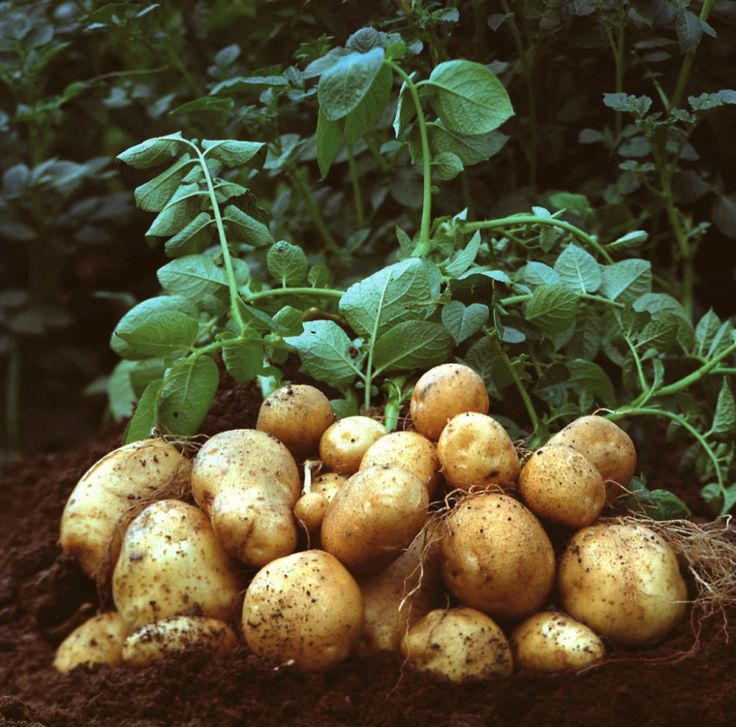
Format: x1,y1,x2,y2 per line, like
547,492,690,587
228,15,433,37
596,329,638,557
441,301,489,344
267,241,309,286
524,285,579,335
157,255,228,299
318,47,385,121
158,355,219,436
123,379,163,444
201,140,266,168
554,244,601,294
373,321,453,374
134,155,195,212
316,109,343,179
117,132,185,169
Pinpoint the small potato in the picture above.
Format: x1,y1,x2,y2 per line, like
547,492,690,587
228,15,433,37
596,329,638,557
257,384,335,460
511,612,605,672
401,608,512,683
559,522,688,646
437,412,520,491
60,438,191,585
123,616,238,667
410,364,490,441
321,466,429,574
242,550,363,671
112,500,242,633
547,416,636,502
519,445,606,528
441,494,555,620
311,472,347,501
320,416,387,475
360,431,440,497
295,473,347,534
53,612,125,674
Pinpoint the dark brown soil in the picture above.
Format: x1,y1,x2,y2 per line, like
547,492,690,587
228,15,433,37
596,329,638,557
1,375,735,727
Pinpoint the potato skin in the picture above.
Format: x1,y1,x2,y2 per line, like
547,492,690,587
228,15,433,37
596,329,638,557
242,550,363,671
559,522,688,645
53,612,125,674
547,416,636,502
123,616,238,667
112,500,242,633
510,612,605,672
519,445,606,528
437,413,520,491
295,473,348,534
441,494,555,620
410,364,490,441
257,384,335,460
60,438,191,584
401,607,512,683
320,416,387,475
321,466,429,574
360,431,440,497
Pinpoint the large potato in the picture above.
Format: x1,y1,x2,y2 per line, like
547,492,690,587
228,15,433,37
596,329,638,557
547,416,636,501
410,364,490,441
321,465,429,574
320,416,387,475
510,612,605,672
192,429,300,566
60,438,191,584
558,522,688,646
519,445,606,528
53,612,125,674
441,494,555,620
112,499,242,633
401,607,512,683
242,550,363,671
437,412,520,491
360,431,440,497
256,384,335,460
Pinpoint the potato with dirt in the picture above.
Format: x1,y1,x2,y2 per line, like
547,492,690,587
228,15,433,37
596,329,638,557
319,416,387,475
53,612,126,674
60,438,191,585
192,429,301,567
410,363,490,441
294,471,347,534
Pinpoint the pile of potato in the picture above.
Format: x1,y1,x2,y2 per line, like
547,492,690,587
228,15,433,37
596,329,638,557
54,365,688,682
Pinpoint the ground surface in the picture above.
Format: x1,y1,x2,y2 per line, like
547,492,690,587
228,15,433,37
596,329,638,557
1,376,735,726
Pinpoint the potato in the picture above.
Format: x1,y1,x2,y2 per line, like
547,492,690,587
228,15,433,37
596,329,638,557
437,412,520,491
123,616,238,667
242,550,363,670
547,416,637,502
321,465,429,574
294,492,329,534
559,522,688,645
60,438,191,584
401,607,512,683
256,384,335,460
320,416,387,475
360,431,440,497
410,364,490,441
510,612,605,672
519,445,606,528
441,493,555,620
53,612,125,674
112,499,241,633
192,429,300,567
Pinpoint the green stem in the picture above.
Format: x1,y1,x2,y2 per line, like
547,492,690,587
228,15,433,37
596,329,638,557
346,145,366,227
671,0,714,110
287,169,339,253
387,60,432,253
364,274,392,411
243,286,343,303
661,172,694,318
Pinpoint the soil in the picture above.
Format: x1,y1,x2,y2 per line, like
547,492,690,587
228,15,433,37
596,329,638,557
1,374,735,727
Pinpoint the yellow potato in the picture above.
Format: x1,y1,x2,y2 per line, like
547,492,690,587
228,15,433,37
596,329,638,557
437,412,520,491
410,364,490,441
511,612,605,672
295,472,348,534
401,607,513,683
60,438,191,585
519,445,606,528
53,612,125,674
242,550,363,670
112,499,242,633
319,416,387,475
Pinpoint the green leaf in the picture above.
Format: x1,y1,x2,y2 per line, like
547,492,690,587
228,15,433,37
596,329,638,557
373,321,453,374
224,205,274,247
316,108,343,178
111,296,199,359
426,60,513,135
318,47,385,121
694,309,734,357
134,155,195,212
712,378,736,438
624,478,691,520
427,123,508,166
201,140,266,168
444,231,481,277
522,261,560,286
146,183,202,237
712,194,736,239
222,337,264,383
462,337,495,389
267,241,309,286
441,301,489,344
129,359,166,397
554,243,602,294
525,285,579,335
393,75,416,137
600,259,652,304
124,379,163,444
549,192,593,218
567,360,615,408
675,10,702,53
566,307,604,360
164,212,213,257
432,151,464,181
157,255,227,298
609,230,649,250
344,65,393,145
107,360,137,421
158,356,219,436
285,320,363,388
168,96,235,115
117,132,185,169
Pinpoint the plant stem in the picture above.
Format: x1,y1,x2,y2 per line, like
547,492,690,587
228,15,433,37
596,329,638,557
363,274,392,411
287,169,339,253
243,286,343,303
671,0,714,110
346,145,366,227
387,60,432,253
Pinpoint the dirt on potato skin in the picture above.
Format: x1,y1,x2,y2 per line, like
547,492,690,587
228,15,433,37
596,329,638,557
1,375,736,727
